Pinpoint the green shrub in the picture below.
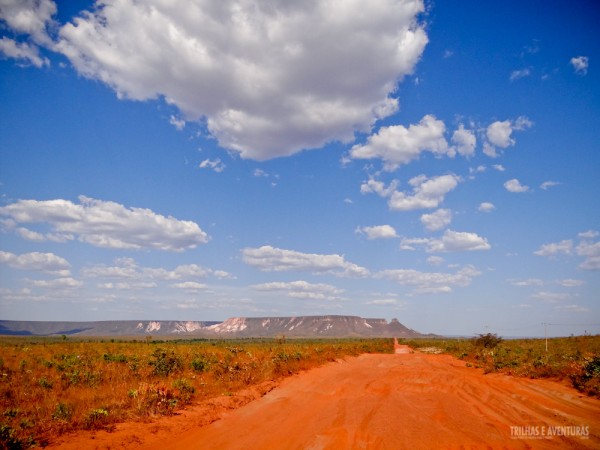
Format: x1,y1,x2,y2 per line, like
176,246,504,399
148,348,183,377
84,408,109,429
473,333,502,349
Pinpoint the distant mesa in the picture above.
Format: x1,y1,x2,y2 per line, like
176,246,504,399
0,316,431,338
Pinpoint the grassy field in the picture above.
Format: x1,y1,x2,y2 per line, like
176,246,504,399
0,336,393,448
2,334,599,449
400,334,600,396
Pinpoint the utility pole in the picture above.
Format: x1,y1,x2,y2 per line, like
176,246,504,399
542,322,548,352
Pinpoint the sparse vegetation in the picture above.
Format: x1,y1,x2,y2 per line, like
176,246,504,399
0,337,393,448
400,334,600,395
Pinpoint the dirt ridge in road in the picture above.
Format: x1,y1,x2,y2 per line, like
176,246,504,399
51,349,600,449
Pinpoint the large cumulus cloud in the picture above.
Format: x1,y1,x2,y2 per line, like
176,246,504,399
52,0,427,159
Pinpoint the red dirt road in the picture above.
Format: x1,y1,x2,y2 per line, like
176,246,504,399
52,349,600,449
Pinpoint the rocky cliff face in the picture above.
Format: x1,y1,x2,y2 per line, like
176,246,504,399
0,316,430,338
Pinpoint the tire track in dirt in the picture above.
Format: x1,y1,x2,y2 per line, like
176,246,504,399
51,349,600,449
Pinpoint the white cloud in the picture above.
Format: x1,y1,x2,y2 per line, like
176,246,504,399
451,124,476,157
534,234,600,270
556,279,585,287
492,164,505,172
0,196,209,251
509,68,531,81
15,227,73,243
509,278,544,287
532,291,572,303
400,230,490,253
555,304,590,313
540,181,561,190
376,265,480,294
570,56,589,75
504,178,529,193
0,250,71,276
31,277,83,289
579,230,599,239
199,158,225,173
53,0,428,160
0,0,56,44
171,281,209,291
169,115,185,131
242,245,369,278
82,258,224,283
420,208,452,231
363,174,459,211
576,240,600,270
483,117,533,157
356,224,398,240
350,115,452,171
427,230,491,253
0,37,49,67
478,202,495,212
534,239,573,257
251,280,343,300
426,256,444,266
366,298,400,306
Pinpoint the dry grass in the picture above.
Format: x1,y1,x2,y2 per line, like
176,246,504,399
401,334,600,396
0,337,392,448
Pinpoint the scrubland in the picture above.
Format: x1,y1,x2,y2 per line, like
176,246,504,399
401,333,600,396
0,337,392,448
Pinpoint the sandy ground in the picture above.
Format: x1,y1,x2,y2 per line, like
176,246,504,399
50,345,600,449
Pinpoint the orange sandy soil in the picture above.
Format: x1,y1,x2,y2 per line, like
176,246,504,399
49,345,600,449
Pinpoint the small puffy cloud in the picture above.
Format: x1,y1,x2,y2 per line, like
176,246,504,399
31,277,83,290
364,174,459,211
356,225,398,240
531,291,572,303
251,280,343,300
54,0,428,160
540,181,561,190
0,0,56,44
509,68,531,81
579,230,599,239
199,158,225,173
576,239,600,270
555,304,590,313
451,124,476,157
426,256,444,266
0,250,71,276
169,115,185,131
556,279,585,287
0,196,209,251
478,202,495,213
420,208,452,231
427,230,491,253
376,265,480,294
171,281,209,291
492,164,505,172
483,117,532,157
350,115,452,171
509,278,544,287
400,230,490,253
504,178,529,193
534,239,573,257
360,178,399,197
0,37,49,67
366,298,401,306
242,245,369,278
534,233,600,270
570,56,589,75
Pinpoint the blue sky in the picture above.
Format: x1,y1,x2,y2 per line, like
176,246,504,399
0,0,599,337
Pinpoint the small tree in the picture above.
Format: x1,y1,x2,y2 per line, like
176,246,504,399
474,333,502,349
